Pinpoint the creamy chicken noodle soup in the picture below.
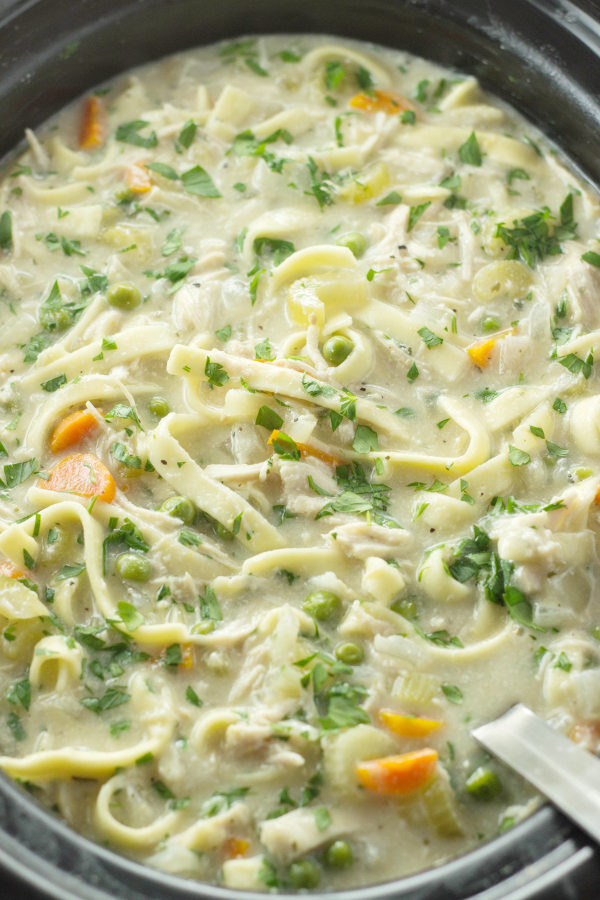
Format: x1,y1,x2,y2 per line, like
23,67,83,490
0,32,600,893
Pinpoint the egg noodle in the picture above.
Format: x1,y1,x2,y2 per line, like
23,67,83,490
0,34,599,892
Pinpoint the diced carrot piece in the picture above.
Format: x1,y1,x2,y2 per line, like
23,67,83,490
49,409,101,454
153,643,195,669
297,441,345,468
267,429,345,468
180,644,195,669
594,485,600,505
39,453,116,503
223,837,250,859
570,720,600,752
380,709,443,738
467,336,497,368
79,96,105,150
125,162,152,194
350,90,415,116
467,328,515,368
355,748,438,795
0,558,26,579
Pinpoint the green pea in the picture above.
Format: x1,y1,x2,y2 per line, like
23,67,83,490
106,281,141,310
482,315,501,332
465,766,502,801
39,306,72,332
322,334,354,366
160,495,195,525
288,859,321,889
149,396,170,418
302,590,341,621
391,596,418,619
336,231,367,258
334,642,364,665
115,552,151,582
324,839,353,869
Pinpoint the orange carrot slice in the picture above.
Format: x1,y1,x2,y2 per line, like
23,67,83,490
79,96,105,150
40,453,116,503
50,409,101,454
380,709,443,738
0,558,26,579
350,89,415,116
267,429,345,468
180,644,195,669
570,720,600,752
298,441,345,467
125,162,152,194
467,336,497,368
467,328,514,368
355,749,438,795
223,838,250,859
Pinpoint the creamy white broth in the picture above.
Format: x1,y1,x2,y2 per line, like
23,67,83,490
0,33,599,892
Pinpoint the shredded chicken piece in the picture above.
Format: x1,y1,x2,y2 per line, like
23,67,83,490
260,807,358,864
329,520,412,559
279,459,338,517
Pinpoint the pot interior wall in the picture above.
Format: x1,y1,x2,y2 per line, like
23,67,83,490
0,0,599,180
0,1,599,899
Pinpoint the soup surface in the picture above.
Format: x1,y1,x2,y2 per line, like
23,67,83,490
0,33,600,893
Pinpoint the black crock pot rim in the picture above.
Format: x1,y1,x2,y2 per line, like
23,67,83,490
0,0,599,898
0,768,588,900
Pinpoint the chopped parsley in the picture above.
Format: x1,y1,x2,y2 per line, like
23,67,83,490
230,128,292,174
376,191,403,206
81,687,131,715
199,585,222,621
115,120,158,148
253,237,295,266
0,211,12,251
407,201,431,231
582,250,600,267
256,405,283,430
204,356,230,388
40,373,67,392
181,165,221,198
117,600,145,631
458,131,482,166
508,445,530,466
161,228,183,257
496,194,577,267
174,119,197,153
305,157,335,209
558,350,593,379
186,685,203,707
254,338,274,360
325,60,345,91
271,432,301,461
2,458,38,489
318,682,370,731
111,442,141,469
352,424,378,454
316,462,395,526
441,683,464,704
355,65,375,94
417,326,443,348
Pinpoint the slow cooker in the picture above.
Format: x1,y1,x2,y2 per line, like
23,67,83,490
1,0,600,897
